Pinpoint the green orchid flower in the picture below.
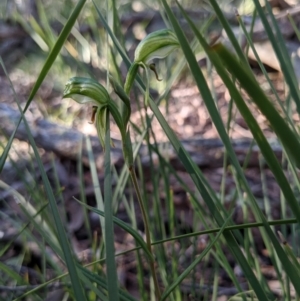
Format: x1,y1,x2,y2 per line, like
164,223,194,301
124,29,180,105
134,29,179,64
63,77,133,167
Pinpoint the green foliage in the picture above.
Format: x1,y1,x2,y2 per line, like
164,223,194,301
1,0,300,300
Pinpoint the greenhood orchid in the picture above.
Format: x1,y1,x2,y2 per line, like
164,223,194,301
63,77,133,167
124,29,180,105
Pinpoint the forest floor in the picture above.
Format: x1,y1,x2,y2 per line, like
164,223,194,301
0,8,298,299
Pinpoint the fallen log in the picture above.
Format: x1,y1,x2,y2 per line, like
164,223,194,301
0,103,283,171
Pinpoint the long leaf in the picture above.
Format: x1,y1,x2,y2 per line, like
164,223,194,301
161,213,233,300
103,110,120,301
209,0,247,64
213,44,300,169
1,64,87,301
176,2,300,295
157,1,272,300
75,201,153,261
95,2,269,298
0,0,87,173
252,0,300,113
211,44,300,220
79,265,138,301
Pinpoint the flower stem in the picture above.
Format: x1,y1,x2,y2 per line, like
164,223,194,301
129,166,161,300
124,62,139,95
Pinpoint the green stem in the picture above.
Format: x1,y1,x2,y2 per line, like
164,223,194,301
141,62,150,107
124,62,139,95
124,60,160,298
129,167,161,300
